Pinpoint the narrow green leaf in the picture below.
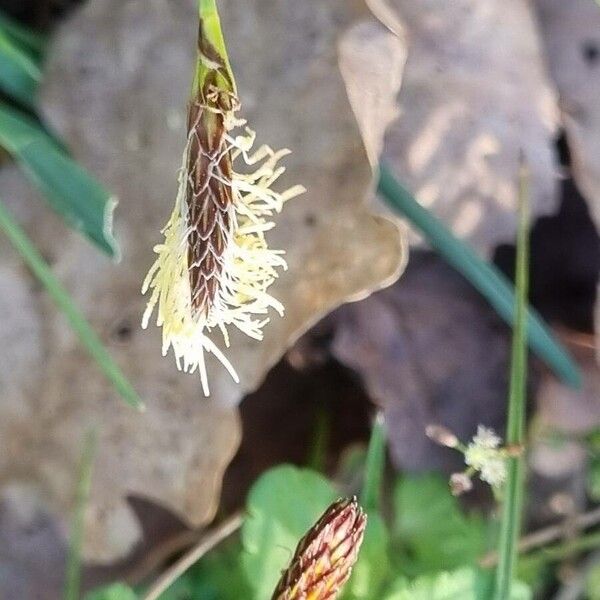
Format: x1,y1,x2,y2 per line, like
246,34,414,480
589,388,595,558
494,159,530,599
0,30,41,106
65,431,96,600
0,101,119,258
377,164,581,388
306,405,331,472
0,199,143,409
360,412,386,513
0,9,46,59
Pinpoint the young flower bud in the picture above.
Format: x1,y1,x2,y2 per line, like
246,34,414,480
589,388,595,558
464,425,507,488
450,472,473,496
426,424,459,448
271,497,367,600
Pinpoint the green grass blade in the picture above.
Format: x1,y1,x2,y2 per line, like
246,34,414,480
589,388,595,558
0,9,47,59
0,199,143,410
64,430,97,600
360,412,387,513
0,30,41,106
377,164,581,388
0,101,119,258
494,159,529,599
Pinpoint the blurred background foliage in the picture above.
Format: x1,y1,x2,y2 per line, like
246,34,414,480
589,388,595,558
2,1,600,599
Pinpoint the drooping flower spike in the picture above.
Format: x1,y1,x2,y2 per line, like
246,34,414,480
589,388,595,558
142,0,304,395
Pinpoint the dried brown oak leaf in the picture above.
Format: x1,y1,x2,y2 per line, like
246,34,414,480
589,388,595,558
0,0,405,561
363,0,561,256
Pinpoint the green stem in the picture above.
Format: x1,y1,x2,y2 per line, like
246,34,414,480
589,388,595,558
494,158,529,599
64,430,96,600
194,0,236,96
520,531,600,570
307,405,331,473
360,412,386,513
0,199,143,410
377,164,581,389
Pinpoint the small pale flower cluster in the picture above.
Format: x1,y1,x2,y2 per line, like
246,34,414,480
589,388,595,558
464,426,506,488
426,424,519,495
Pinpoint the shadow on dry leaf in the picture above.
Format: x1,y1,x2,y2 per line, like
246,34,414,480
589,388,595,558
327,251,514,473
533,0,600,359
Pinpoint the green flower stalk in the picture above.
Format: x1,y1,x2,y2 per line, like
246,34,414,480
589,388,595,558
271,498,367,600
142,0,304,395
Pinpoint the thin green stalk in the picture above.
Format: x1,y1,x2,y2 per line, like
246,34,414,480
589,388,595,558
360,412,386,513
0,199,143,410
494,158,530,599
377,164,581,389
307,405,331,473
519,531,600,571
64,430,96,600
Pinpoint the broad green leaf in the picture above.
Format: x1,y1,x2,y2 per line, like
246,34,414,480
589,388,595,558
515,557,551,595
393,474,487,574
0,30,40,106
342,512,390,600
84,583,137,600
241,465,338,599
586,563,600,600
0,101,119,257
382,568,531,600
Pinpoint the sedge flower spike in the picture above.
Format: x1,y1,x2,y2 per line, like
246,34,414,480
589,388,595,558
142,0,304,395
271,497,367,600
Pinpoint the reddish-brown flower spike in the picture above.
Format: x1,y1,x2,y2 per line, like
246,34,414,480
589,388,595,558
141,0,304,396
271,497,367,600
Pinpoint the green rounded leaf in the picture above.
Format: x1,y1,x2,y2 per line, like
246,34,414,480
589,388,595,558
84,583,137,600
382,568,531,600
241,465,338,599
393,474,487,574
